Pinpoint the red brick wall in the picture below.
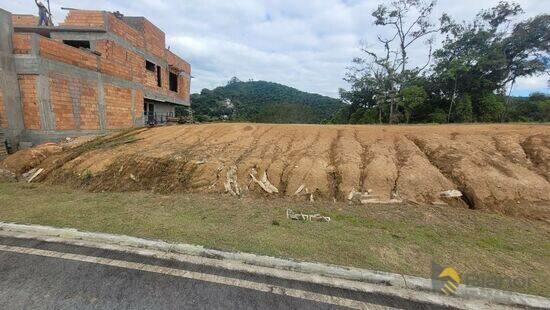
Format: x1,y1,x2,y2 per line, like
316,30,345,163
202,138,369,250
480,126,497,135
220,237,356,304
166,49,191,102
39,37,98,71
96,40,132,81
161,67,168,90
61,10,105,27
143,19,166,59
0,89,7,129
104,84,133,129
18,75,40,130
12,33,32,54
145,68,158,88
180,75,191,102
134,90,144,119
107,14,144,49
49,75,76,130
11,11,191,133
79,81,100,130
128,50,145,85
166,49,191,74
12,15,39,26
48,74,101,130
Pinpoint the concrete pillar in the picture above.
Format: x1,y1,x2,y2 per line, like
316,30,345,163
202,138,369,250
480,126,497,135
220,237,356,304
96,72,106,132
130,88,136,125
36,74,56,131
0,9,25,149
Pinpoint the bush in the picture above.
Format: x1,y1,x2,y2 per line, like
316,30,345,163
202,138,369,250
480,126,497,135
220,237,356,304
454,94,473,122
194,114,208,122
477,94,504,122
428,110,448,123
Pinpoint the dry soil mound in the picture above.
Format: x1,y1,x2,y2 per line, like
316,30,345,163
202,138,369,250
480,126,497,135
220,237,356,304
2,123,549,220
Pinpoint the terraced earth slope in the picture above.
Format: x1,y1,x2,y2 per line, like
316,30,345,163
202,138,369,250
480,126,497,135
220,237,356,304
2,123,549,220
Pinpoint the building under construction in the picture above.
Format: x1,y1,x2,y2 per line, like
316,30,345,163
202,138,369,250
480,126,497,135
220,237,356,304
0,7,191,152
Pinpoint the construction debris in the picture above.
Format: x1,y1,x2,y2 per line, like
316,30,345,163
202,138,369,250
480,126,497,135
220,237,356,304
22,168,37,180
293,184,306,196
0,168,16,182
250,169,279,194
0,131,8,157
287,209,330,222
348,188,403,205
293,184,315,202
209,165,225,189
361,197,403,205
440,190,463,198
224,165,240,196
27,168,44,183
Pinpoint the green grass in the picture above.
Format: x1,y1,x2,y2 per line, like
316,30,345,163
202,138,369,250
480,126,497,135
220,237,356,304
0,182,548,297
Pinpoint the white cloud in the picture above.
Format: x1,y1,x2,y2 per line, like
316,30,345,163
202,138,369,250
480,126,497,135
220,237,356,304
515,75,549,95
2,0,548,97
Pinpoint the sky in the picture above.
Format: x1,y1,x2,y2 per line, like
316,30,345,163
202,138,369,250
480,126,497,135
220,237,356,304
2,0,549,97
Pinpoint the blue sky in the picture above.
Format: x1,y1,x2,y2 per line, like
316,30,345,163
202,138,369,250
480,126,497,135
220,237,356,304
2,0,549,97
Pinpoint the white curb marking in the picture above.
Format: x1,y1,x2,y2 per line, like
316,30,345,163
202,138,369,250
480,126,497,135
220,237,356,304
0,244,396,310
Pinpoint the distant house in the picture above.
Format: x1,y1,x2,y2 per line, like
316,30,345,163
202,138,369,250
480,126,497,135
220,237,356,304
0,8,191,149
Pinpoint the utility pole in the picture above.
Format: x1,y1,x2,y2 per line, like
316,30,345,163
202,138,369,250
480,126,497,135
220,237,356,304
46,0,53,25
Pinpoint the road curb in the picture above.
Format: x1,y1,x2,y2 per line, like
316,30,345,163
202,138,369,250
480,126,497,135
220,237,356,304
0,222,548,309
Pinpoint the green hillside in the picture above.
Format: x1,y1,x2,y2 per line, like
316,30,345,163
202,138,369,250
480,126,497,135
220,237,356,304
190,78,344,123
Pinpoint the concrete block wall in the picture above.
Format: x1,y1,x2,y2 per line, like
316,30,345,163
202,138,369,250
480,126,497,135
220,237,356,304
0,9,25,148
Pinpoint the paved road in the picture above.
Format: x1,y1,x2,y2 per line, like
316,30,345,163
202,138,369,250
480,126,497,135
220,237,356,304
0,236,449,309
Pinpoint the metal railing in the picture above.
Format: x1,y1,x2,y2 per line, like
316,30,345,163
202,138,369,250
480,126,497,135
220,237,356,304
144,112,175,126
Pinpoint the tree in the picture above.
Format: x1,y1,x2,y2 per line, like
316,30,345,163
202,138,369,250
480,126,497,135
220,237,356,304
453,94,473,122
478,93,505,122
344,0,440,123
372,0,438,77
191,80,344,124
500,14,550,120
400,85,427,123
507,93,550,122
433,2,549,122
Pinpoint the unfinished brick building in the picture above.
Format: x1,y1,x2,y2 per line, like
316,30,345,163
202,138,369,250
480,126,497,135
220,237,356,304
0,8,191,151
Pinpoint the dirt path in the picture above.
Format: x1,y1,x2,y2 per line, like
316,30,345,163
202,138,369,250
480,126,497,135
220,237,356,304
2,123,549,220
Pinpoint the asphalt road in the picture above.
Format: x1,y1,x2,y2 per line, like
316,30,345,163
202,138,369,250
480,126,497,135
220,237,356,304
0,236,450,309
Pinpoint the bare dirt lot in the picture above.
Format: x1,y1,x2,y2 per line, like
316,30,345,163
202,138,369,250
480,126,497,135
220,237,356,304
2,123,549,220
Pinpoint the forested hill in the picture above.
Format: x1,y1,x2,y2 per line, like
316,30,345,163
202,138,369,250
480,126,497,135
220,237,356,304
190,79,344,123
